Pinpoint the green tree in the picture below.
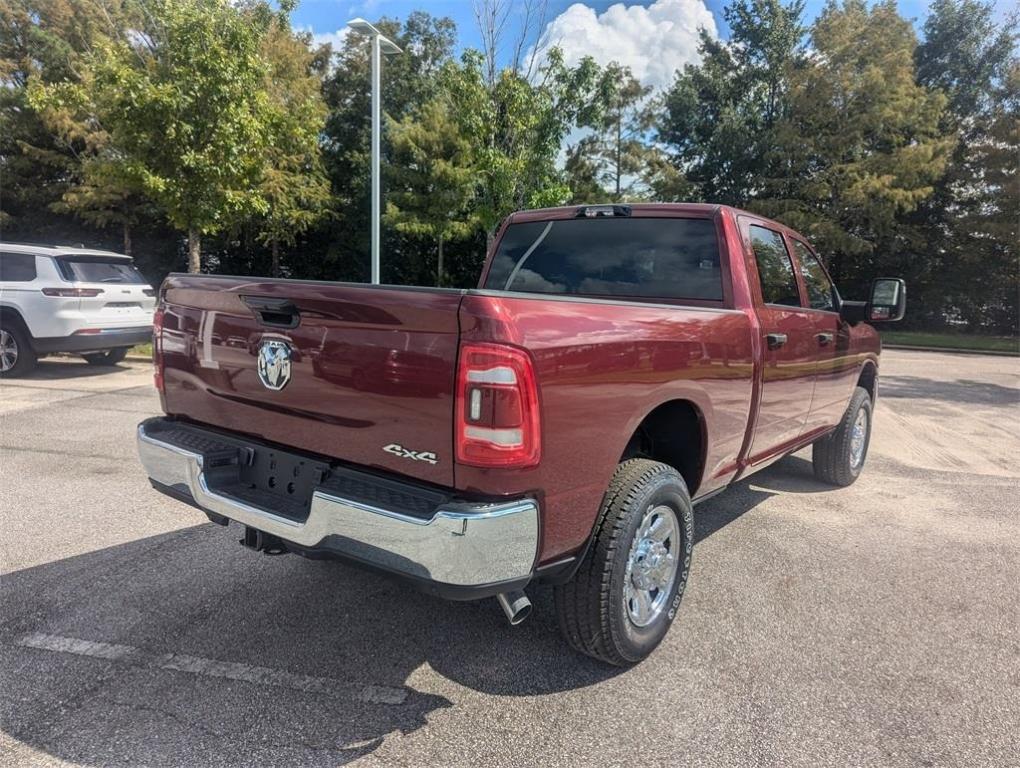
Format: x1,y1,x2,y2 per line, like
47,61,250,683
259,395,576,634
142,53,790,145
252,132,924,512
384,95,479,286
29,0,278,273
318,12,458,283
0,0,136,234
912,0,1018,332
659,0,805,203
563,138,605,203
257,18,331,277
51,159,151,255
756,0,951,291
566,63,653,202
446,47,601,242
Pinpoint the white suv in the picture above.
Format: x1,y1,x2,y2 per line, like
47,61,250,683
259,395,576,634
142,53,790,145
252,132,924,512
0,244,156,377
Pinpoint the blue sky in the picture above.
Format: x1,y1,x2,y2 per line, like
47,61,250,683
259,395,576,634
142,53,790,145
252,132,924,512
294,0,940,44
292,0,1012,86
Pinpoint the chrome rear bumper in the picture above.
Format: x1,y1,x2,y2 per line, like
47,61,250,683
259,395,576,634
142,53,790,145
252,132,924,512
136,418,539,593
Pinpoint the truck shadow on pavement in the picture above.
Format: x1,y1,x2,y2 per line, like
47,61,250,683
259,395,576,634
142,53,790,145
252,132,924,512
0,523,619,765
1,453,832,766
878,375,1019,406
695,454,828,541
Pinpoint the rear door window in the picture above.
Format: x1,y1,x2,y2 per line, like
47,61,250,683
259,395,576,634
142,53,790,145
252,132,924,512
790,240,836,311
56,256,146,284
484,217,723,301
749,226,801,307
0,252,37,282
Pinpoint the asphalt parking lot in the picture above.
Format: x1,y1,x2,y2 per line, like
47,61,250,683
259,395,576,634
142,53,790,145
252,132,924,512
1,349,1018,767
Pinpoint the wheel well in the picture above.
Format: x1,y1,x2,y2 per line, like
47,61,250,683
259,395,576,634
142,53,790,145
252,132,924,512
858,363,877,402
0,306,29,333
620,400,705,495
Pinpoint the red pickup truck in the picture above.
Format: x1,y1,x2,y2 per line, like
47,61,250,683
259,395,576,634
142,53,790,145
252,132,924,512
137,203,905,665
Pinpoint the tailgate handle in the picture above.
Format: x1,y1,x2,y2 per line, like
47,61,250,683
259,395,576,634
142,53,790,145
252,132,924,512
243,296,300,328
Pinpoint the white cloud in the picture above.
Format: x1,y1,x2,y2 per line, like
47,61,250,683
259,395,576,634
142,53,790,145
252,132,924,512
535,0,717,90
301,26,351,52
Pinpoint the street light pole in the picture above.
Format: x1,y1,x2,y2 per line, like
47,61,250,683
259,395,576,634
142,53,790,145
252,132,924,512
370,33,381,285
346,18,402,285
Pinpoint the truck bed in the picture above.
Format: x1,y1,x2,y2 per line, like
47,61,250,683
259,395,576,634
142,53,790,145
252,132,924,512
158,275,756,563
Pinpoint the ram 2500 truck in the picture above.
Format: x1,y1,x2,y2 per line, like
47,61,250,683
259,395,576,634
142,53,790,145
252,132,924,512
137,204,905,665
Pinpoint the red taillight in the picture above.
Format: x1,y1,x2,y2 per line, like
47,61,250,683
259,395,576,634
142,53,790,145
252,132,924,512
42,287,104,297
455,343,540,468
152,306,165,393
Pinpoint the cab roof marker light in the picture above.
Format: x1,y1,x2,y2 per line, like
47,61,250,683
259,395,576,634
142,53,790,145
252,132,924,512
577,205,632,218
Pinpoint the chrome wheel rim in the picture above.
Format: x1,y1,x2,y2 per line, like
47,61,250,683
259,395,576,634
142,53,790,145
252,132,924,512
0,330,17,372
624,504,680,628
849,408,869,469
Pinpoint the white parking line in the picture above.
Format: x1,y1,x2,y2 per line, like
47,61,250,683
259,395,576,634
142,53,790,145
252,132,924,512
16,632,407,705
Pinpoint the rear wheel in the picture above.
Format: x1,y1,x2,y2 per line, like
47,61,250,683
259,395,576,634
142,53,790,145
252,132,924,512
83,347,129,366
0,325,37,378
555,459,694,666
812,386,872,486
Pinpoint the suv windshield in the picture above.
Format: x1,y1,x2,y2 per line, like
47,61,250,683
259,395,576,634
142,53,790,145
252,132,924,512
56,256,147,284
484,217,722,301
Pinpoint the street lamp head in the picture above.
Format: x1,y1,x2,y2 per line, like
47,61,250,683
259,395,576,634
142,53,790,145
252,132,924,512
346,18,402,55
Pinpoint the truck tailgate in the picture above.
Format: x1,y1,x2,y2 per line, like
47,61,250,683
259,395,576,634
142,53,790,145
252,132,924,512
159,276,462,487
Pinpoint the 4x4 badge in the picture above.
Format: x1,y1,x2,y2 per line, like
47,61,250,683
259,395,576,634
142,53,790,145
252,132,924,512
383,443,438,465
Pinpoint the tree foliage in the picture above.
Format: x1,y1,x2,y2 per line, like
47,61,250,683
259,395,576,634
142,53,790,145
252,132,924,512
257,18,331,276
28,0,281,271
0,0,135,233
317,12,458,284
755,0,951,288
911,0,1018,331
445,47,602,238
2,0,1016,333
660,0,805,204
566,63,654,202
385,92,479,286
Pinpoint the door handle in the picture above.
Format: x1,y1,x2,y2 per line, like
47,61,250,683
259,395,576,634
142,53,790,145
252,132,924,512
242,296,300,328
766,333,788,350
816,332,835,346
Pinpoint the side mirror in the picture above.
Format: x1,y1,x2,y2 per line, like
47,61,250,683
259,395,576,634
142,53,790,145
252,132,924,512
867,278,906,323
838,277,907,325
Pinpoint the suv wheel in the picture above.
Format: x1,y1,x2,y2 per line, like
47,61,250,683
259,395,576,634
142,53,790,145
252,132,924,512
554,459,694,666
0,325,37,378
83,347,129,366
812,386,873,487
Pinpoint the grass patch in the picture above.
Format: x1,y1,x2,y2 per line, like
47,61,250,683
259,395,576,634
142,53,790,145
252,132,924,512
129,342,153,357
880,330,1018,354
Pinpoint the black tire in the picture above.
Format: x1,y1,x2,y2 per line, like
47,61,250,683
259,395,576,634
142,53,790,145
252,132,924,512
83,347,129,366
812,386,873,487
555,459,694,666
0,323,37,378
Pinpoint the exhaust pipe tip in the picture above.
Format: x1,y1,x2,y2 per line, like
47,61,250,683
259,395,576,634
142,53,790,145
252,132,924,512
496,590,532,626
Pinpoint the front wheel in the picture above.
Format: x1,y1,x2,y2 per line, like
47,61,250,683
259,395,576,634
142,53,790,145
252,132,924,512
812,386,873,487
83,347,129,366
555,459,694,666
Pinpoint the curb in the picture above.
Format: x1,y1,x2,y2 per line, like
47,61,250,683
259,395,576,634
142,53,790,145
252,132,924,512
883,343,1019,358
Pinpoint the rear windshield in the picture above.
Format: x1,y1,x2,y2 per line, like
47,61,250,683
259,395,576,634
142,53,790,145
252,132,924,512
483,217,722,301
56,256,146,284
